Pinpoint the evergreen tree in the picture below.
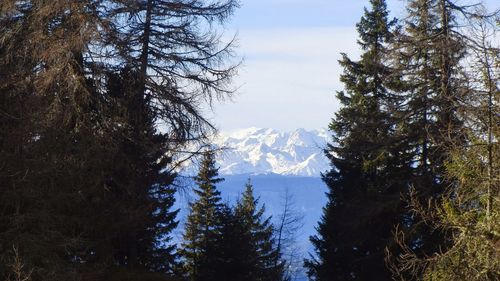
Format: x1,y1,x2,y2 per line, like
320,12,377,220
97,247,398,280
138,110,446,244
305,1,409,280
102,67,179,273
0,0,239,279
180,151,225,281
387,2,469,277
180,172,284,281
211,204,253,281
389,7,499,280
235,180,284,281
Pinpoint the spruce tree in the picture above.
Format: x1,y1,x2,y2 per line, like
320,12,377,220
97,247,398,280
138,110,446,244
1,0,239,279
389,6,499,280
180,151,225,281
102,67,179,273
398,0,466,199
235,180,284,281
211,204,252,281
387,2,468,276
305,1,409,280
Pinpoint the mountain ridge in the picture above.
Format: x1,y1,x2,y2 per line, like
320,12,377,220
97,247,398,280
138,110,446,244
210,127,330,177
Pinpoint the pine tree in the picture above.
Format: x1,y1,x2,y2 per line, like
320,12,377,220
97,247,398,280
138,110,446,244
305,1,409,280
235,180,284,281
180,151,225,281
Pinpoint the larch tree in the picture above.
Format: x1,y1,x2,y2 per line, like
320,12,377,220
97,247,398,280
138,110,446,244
0,1,108,279
0,0,239,279
89,1,240,272
96,0,240,143
85,0,240,275
275,189,304,281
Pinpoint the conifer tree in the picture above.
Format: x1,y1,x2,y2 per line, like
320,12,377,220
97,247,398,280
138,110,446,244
387,1,469,273
275,189,304,281
0,1,108,279
388,7,499,280
98,0,240,142
180,151,225,281
0,0,239,279
210,204,252,281
216,205,244,279
235,180,284,281
102,67,180,273
305,1,409,280
85,0,239,274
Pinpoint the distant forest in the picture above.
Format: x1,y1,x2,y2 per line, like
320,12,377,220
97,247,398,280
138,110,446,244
0,1,498,281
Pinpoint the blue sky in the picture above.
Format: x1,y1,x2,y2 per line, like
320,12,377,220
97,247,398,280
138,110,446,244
210,0,498,132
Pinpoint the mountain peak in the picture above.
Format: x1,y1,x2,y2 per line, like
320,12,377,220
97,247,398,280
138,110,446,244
212,128,330,177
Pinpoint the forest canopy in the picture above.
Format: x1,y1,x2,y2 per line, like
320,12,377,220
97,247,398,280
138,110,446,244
0,0,498,281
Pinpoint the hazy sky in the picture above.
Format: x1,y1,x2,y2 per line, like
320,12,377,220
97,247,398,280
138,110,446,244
209,0,497,132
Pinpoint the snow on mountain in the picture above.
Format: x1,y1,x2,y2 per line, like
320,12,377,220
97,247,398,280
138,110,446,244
174,128,331,280
213,127,330,177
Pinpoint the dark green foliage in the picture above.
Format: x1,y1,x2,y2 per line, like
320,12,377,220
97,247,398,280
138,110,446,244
395,0,466,201
180,151,225,281
387,4,499,280
307,0,482,280
390,1,448,269
234,180,284,281
1,0,238,279
102,68,179,272
180,159,285,281
214,180,285,281
305,1,410,280
387,2,468,277
212,205,252,281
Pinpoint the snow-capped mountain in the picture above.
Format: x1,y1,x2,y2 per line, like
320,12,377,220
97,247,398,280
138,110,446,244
175,128,331,280
212,127,330,177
